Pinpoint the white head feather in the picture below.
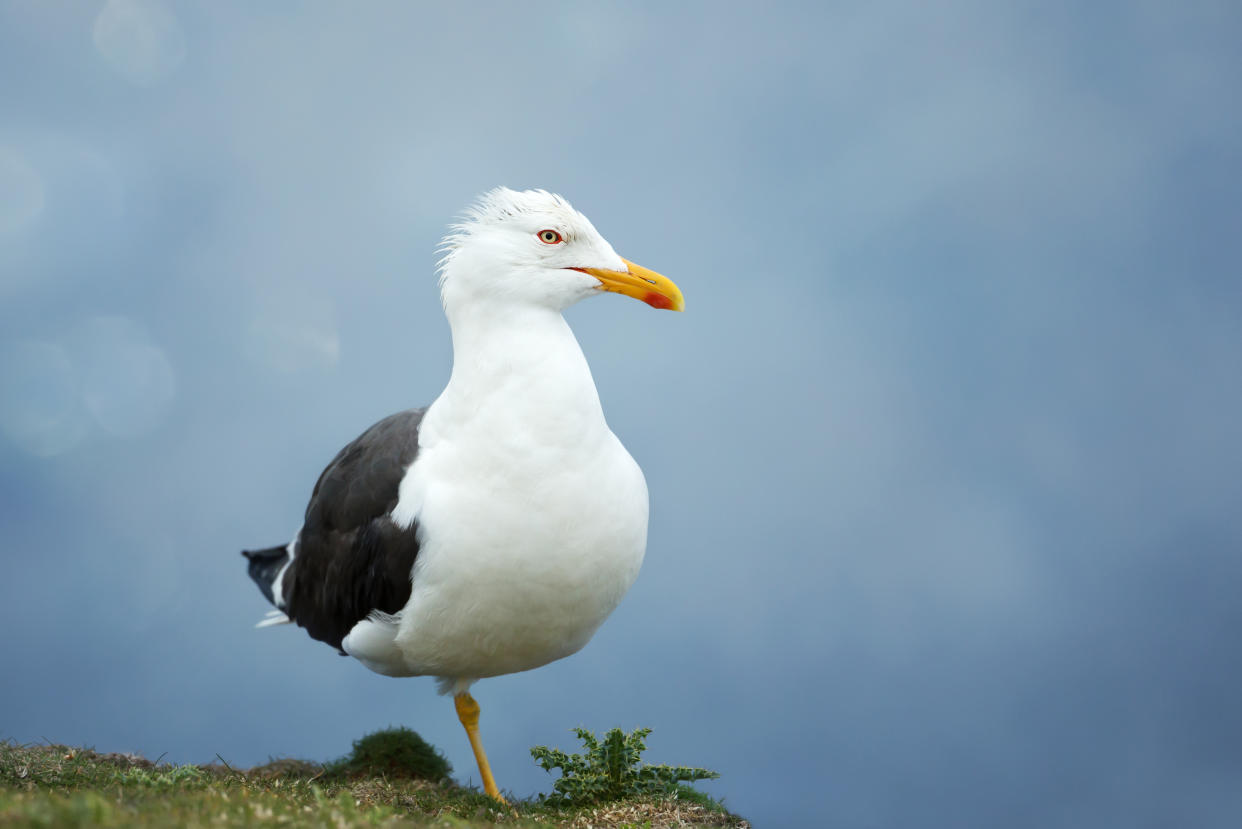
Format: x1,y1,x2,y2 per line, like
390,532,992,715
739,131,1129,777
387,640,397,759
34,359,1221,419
437,188,627,315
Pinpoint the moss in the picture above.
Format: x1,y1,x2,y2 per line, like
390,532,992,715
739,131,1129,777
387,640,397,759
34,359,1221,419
323,726,452,782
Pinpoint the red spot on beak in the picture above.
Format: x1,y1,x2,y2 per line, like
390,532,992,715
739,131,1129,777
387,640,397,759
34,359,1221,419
644,292,674,310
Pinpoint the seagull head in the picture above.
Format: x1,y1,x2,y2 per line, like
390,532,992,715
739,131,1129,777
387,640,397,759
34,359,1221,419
437,188,684,316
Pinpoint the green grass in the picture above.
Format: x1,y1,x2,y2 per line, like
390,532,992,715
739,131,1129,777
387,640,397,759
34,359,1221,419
323,727,453,782
0,731,748,828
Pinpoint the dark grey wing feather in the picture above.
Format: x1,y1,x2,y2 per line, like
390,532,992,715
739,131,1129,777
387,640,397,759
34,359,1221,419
281,408,425,652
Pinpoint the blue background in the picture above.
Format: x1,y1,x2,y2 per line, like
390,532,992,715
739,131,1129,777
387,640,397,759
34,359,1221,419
2,2,1240,826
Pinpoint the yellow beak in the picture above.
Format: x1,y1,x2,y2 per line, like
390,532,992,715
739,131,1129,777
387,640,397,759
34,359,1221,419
575,258,685,312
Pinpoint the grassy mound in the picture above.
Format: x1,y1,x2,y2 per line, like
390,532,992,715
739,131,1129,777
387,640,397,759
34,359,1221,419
0,734,748,828
323,726,452,782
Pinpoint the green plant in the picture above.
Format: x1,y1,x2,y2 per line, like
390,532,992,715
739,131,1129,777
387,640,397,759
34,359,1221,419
324,726,451,781
530,727,719,807
111,765,208,789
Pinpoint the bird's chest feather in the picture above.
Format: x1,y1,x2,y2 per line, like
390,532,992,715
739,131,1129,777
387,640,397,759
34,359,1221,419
408,429,646,580
389,421,648,677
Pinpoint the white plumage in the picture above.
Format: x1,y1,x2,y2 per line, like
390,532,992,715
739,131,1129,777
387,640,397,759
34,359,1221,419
244,187,683,802
346,296,650,685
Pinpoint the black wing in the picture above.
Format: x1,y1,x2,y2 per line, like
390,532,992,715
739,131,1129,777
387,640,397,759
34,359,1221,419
282,408,425,652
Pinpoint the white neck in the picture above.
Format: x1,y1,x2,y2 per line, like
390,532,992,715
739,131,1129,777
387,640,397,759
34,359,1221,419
425,301,609,448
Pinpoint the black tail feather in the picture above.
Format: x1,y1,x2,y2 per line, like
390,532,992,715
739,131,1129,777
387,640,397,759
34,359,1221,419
242,545,289,606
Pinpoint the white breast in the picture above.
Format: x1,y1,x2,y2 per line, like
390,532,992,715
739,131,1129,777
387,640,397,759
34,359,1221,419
352,306,650,683
391,428,647,680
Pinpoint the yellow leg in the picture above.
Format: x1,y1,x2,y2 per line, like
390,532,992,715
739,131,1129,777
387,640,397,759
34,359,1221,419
454,692,507,804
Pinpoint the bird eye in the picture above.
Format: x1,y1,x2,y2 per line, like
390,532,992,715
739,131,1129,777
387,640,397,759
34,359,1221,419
538,229,563,244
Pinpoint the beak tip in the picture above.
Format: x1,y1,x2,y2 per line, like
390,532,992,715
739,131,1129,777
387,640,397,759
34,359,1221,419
644,292,683,312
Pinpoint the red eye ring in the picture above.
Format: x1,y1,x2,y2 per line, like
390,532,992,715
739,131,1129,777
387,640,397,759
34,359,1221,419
538,229,563,244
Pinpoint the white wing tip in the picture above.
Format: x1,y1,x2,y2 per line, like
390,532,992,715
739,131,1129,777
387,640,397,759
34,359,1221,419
255,611,291,629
